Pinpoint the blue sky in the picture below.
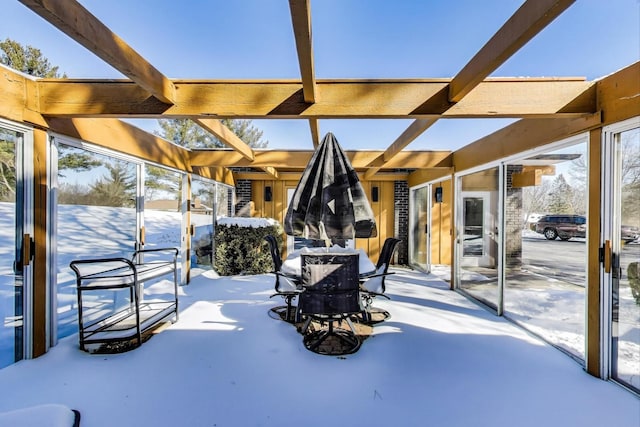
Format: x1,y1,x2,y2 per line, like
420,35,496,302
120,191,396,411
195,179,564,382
2,0,639,151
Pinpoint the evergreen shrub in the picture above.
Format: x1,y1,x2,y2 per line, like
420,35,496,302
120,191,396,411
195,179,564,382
214,218,282,276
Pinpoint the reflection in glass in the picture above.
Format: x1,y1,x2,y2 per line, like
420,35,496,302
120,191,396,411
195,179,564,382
458,168,499,310
56,144,138,340
191,179,233,271
191,178,215,269
612,127,640,392
504,142,587,361
0,128,22,368
144,165,183,252
463,197,484,257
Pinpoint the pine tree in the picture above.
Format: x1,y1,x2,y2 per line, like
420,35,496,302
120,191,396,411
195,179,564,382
0,38,65,77
155,119,268,149
546,174,573,214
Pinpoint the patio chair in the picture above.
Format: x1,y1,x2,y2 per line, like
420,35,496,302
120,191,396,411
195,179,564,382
265,235,302,322
358,237,401,324
298,252,362,355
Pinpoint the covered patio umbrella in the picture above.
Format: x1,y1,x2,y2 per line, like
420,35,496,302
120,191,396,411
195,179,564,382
284,132,377,244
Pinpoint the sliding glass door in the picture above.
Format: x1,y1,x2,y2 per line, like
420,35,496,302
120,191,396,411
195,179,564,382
456,167,501,311
410,185,430,271
0,123,32,368
604,119,640,393
503,140,588,361
54,138,140,340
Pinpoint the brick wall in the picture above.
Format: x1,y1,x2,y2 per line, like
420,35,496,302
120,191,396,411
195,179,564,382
394,180,409,265
505,165,523,267
235,179,251,216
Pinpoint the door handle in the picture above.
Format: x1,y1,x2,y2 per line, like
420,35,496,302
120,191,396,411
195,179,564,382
22,234,35,267
140,226,145,246
603,240,611,273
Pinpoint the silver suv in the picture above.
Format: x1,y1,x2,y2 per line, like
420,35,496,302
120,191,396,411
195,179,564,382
535,214,586,241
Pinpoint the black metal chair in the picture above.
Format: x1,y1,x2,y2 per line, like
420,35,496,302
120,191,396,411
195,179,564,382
264,235,302,323
298,252,362,355
358,237,401,324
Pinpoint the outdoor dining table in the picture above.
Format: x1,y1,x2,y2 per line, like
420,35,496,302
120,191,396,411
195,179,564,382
281,245,376,279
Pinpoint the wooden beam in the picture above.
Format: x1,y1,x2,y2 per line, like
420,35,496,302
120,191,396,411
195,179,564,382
19,0,177,104
522,165,556,175
289,0,316,103
261,166,280,179
364,118,438,180
380,0,575,181
407,168,454,188
191,166,235,186
193,118,255,161
233,171,409,182
45,117,191,171
190,149,452,169
309,118,321,148
596,61,640,125
511,169,542,187
34,78,594,118
452,113,601,172
0,65,39,124
450,0,575,102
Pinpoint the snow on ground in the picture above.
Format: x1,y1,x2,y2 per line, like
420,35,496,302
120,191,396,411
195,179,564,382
0,269,638,427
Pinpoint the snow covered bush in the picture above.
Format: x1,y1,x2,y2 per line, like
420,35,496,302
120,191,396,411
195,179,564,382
214,217,282,276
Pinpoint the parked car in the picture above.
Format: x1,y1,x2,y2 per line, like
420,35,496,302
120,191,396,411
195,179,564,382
535,214,586,241
621,224,640,243
535,215,639,243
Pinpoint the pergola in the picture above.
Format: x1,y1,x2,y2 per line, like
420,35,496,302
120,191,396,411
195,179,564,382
5,0,615,183
2,0,639,378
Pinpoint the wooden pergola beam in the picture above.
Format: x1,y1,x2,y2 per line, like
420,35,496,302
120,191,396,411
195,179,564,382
19,0,177,104
233,171,410,182
364,118,438,180
190,149,452,169
261,166,280,179
289,0,316,103
373,0,576,174
193,118,255,161
289,0,319,148
450,0,575,102
34,78,594,118
452,112,601,172
45,117,190,171
309,118,321,148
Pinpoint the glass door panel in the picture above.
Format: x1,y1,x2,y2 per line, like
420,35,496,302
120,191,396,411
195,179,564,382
611,126,640,392
410,186,429,271
457,168,500,310
191,177,215,270
504,142,588,361
144,165,183,251
55,143,138,340
0,128,24,368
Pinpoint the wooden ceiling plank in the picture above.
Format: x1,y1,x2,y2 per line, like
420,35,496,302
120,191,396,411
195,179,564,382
35,79,594,118
289,0,316,103
193,118,255,161
449,0,575,102
19,0,176,104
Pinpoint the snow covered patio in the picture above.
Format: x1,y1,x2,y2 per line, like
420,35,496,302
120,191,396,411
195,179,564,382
0,268,638,427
